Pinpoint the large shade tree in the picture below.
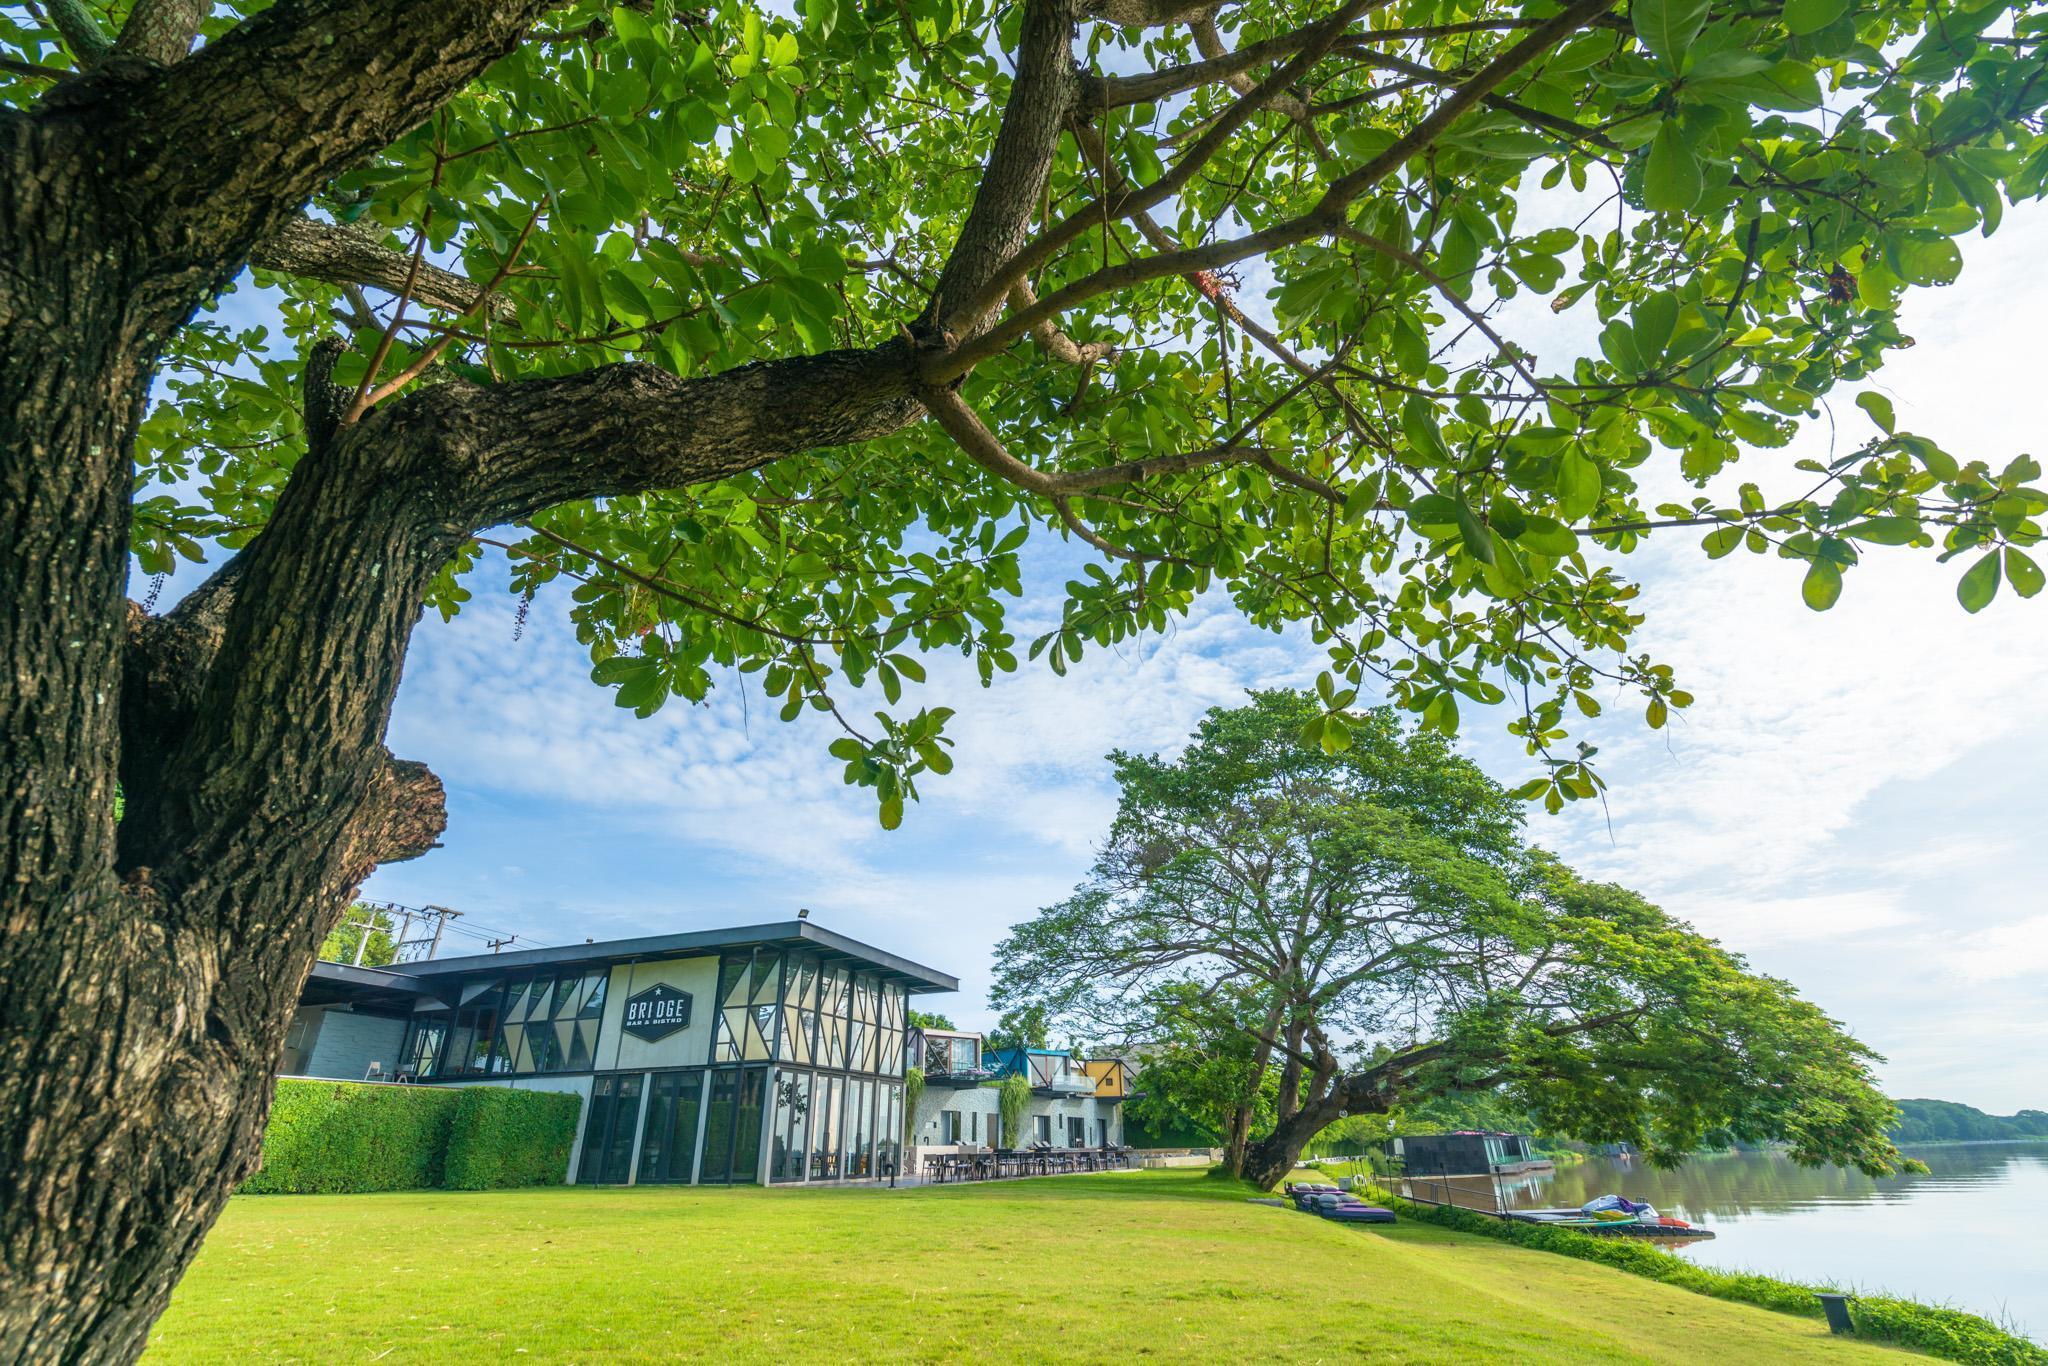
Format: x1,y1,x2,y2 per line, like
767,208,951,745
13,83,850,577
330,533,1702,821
992,693,1911,1187
1,0,2041,1350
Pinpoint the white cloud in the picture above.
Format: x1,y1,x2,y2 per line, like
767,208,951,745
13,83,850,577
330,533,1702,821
1943,917,2048,984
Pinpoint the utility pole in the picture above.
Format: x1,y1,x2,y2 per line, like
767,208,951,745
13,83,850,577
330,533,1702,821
386,903,460,963
348,904,376,965
422,905,457,961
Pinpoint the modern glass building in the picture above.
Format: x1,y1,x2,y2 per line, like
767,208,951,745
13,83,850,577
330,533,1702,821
286,919,955,1185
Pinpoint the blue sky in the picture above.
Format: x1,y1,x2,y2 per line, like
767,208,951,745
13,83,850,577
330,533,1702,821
177,184,2048,1118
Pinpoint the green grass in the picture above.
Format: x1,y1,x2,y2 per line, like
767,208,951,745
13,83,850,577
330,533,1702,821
147,1169,1915,1363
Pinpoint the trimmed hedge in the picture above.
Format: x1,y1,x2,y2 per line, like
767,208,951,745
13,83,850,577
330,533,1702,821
444,1087,582,1190
244,1079,459,1194
1326,1169,2045,1365
247,1080,581,1194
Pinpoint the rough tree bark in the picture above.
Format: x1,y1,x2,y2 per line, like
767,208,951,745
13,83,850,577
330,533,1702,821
1239,1080,1372,1189
0,0,1077,1357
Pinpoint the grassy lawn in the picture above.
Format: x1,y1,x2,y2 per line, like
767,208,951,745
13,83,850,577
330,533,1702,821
147,1169,1913,1363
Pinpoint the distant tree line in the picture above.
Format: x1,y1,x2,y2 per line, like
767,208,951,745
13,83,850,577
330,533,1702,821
1889,1099,2048,1144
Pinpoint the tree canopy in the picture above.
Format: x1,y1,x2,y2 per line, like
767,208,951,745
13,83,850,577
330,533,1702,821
993,693,1910,1183
9,0,2046,824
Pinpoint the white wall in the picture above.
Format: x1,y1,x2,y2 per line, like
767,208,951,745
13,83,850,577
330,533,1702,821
593,955,718,1072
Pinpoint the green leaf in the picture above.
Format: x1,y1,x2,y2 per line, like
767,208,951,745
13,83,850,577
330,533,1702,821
1855,391,1896,434
1406,493,1463,535
2004,548,2043,599
1782,0,1849,35
1516,515,1580,557
1451,500,1497,565
1843,517,1918,545
878,795,904,829
1801,558,1842,611
1633,0,1712,69
1702,525,1744,558
1402,394,1452,465
1557,449,1602,521
1644,122,1704,213
1957,551,2002,613
1631,291,1679,361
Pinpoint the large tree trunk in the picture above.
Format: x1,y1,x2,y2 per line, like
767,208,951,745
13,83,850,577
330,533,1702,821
0,160,449,1347
1238,1057,1402,1189
1240,1104,1343,1190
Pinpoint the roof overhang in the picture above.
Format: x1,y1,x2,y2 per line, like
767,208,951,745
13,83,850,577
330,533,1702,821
383,919,957,995
302,960,448,1011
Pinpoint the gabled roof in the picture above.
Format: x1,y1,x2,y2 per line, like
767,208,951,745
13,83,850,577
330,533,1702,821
311,919,957,999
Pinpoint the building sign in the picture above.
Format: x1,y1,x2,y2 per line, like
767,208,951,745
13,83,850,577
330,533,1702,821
622,983,693,1042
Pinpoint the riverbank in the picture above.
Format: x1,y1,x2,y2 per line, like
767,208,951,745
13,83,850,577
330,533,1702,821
1469,1143,2048,1346
149,1168,1907,1362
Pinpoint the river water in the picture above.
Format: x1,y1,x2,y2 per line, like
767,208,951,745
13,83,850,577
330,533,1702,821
1496,1143,2048,1340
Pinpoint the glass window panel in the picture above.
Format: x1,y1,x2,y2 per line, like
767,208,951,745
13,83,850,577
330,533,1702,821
750,954,780,1004
717,1008,745,1063
495,1022,525,1073
771,1071,812,1184
501,979,531,1022
400,1015,446,1079
636,1071,703,1185
719,957,749,1009
579,971,608,1018
881,1083,901,1177
839,1079,869,1178
700,1069,738,1183
577,1074,644,1185
780,1005,809,1063
748,1003,775,1061
811,1075,842,1180
568,1020,594,1071
731,1068,766,1184
443,1018,476,1076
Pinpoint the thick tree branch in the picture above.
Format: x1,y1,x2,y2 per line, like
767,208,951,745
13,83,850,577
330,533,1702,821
961,0,1389,328
45,0,112,66
925,0,1083,338
81,0,557,331
938,0,1618,379
1189,15,1325,152
1090,14,1348,108
1012,280,1118,367
247,218,520,322
113,0,210,65
122,339,926,900
1082,0,1217,29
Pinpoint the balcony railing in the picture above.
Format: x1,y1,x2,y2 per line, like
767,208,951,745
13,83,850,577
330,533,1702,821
922,1064,998,1087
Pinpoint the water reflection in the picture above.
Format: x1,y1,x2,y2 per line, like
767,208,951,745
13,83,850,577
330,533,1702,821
1505,1144,2048,1340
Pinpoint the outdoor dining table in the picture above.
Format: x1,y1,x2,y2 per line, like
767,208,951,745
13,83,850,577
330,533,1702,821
921,1146,1135,1184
